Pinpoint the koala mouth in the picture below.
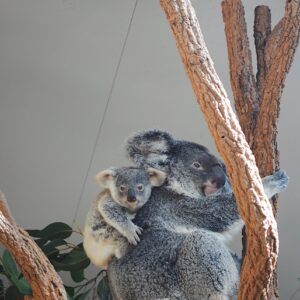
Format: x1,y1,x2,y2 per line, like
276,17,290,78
202,181,218,196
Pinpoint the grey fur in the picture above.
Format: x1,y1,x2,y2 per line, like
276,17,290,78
83,166,166,269
108,129,289,300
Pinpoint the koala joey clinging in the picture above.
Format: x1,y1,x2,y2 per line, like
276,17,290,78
83,166,166,269
108,129,289,300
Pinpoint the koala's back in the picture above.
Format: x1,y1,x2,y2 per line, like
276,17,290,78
108,187,239,299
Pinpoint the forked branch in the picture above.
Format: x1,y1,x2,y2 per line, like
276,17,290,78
160,0,278,298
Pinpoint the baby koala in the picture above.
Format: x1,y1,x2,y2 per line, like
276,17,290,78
83,166,166,269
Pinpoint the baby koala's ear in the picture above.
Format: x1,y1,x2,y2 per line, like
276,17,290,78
147,168,167,187
94,167,116,188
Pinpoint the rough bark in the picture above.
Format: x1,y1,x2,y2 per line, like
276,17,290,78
254,6,271,98
222,1,300,298
253,0,300,178
221,0,258,147
0,192,67,300
160,0,279,299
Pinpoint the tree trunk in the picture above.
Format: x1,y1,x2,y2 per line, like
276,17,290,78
160,0,299,298
222,1,300,298
0,192,67,300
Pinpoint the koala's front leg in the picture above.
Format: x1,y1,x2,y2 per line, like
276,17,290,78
262,170,289,199
98,197,142,245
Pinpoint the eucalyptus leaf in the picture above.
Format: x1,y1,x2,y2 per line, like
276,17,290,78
42,239,67,258
45,248,60,259
26,229,41,238
71,269,85,283
0,279,4,300
35,238,48,247
43,239,67,250
40,222,72,241
2,250,20,278
67,294,74,300
51,250,90,272
5,285,23,300
65,285,75,300
64,285,75,297
97,276,112,300
10,276,32,295
74,288,91,300
75,242,84,251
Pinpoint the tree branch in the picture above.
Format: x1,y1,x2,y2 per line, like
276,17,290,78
0,192,67,300
160,0,278,299
221,0,258,146
254,6,271,96
253,0,300,177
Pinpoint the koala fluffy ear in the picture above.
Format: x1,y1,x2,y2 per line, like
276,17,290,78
125,129,174,169
94,168,116,188
147,168,167,187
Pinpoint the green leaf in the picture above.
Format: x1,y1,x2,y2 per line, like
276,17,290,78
40,222,72,241
67,294,74,300
97,276,112,300
5,285,23,300
65,285,75,300
41,239,66,259
10,276,32,295
75,242,84,251
0,279,4,300
26,229,41,238
44,239,67,249
2,250,20,278
51,250,90,272
35,238,48,247
74,289,91,300
71,269,85,283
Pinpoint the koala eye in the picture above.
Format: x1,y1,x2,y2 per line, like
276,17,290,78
119,185,127,192
137,184,144,192
192,162,203,170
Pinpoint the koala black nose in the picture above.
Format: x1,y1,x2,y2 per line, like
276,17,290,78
127,189,137,203
127,197,137,203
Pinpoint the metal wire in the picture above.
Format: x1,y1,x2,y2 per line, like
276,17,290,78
72,0,139,225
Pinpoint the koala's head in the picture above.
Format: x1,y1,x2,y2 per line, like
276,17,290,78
125,129,227,198
94,167,166,212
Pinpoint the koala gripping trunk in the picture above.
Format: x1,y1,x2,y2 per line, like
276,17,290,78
159,0,297,299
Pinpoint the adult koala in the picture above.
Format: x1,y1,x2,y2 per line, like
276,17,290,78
108,129,288,300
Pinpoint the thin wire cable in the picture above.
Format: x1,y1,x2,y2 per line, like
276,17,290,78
72,0,139,225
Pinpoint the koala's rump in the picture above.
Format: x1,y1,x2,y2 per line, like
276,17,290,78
108,227,238,300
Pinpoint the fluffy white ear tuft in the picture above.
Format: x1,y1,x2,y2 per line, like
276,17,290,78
147,168,167,187
125,129,174,169
94,168,116,188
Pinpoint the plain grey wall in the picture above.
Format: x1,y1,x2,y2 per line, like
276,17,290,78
0,0,299,298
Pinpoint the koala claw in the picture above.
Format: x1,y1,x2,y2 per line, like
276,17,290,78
136,226,143,235
125,224,142,245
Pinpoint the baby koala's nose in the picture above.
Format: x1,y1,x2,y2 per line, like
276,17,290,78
127,190,137,203
127,196,137,203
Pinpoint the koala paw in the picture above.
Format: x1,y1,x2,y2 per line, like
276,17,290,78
124,224,143,245
272,170,289,190
262,170,289,198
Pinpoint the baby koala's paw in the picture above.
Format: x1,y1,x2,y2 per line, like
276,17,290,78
124,224,143,246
